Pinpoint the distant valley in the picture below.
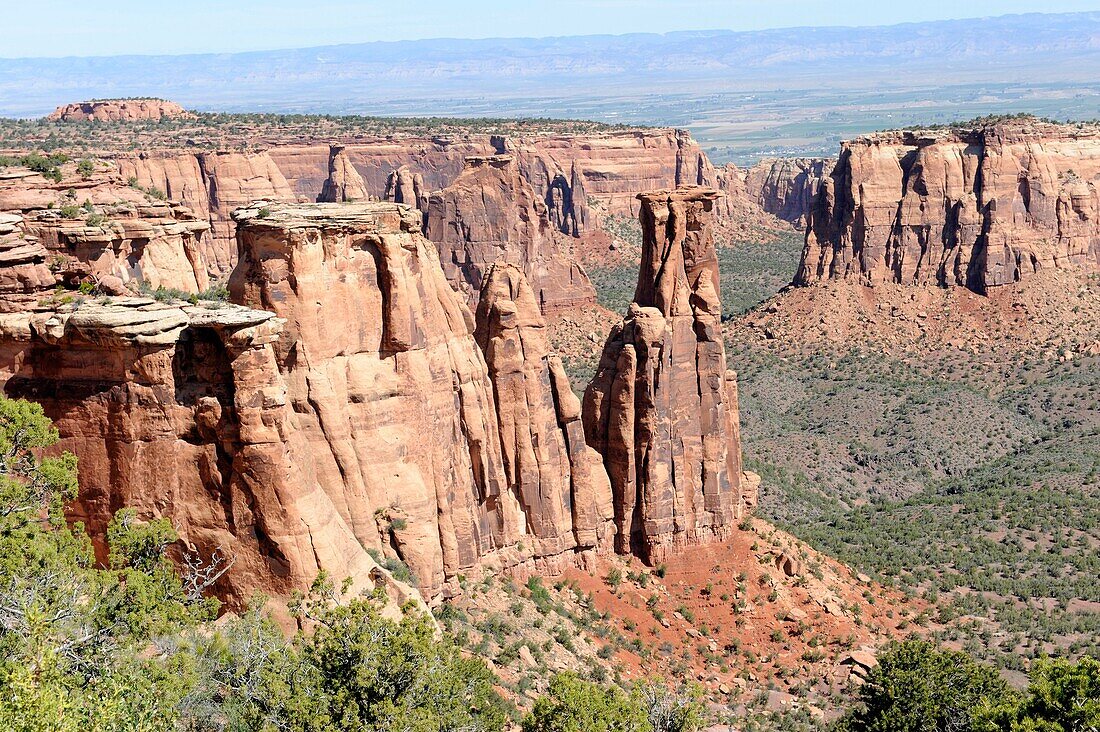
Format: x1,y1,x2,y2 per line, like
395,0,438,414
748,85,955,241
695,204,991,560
3,12,1100,162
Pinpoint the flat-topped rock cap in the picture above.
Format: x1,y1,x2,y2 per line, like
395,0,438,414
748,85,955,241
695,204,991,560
463,154,515,168
232,200,423,233
636,186,723,203
46,98,189,122
847,117,1100,146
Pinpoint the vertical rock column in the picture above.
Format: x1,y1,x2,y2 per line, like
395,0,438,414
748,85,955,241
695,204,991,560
475,263,614,556
583,187,747,562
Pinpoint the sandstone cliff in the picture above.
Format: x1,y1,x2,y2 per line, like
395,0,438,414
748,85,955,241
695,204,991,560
0,298,418,610
424,155,597,315
228,201,618,597
0,163,210,294
16,122,762,286
475,264,614,553
0,213,54,311
799,119,1100,292
582,187,748,562
745,158,831,227
117,150,295,277
383,165,428,214
47,99,189,122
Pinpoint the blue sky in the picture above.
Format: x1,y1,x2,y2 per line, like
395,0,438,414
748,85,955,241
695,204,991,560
6,0,1100,58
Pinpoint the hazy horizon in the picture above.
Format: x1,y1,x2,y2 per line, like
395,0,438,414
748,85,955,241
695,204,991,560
4,2,1098,58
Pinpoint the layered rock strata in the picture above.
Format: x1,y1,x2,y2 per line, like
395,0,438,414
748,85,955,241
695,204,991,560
118,150,295,276
744,158,831,227
0,298,412,609
799,120,1100,292
229,201,613,598
24,125,761,287
424,155,597,314
582,187,748,562
0,165,211,293
0,213,54,311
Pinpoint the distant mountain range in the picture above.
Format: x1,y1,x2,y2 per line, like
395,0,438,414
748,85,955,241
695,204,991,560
1,12,1099,119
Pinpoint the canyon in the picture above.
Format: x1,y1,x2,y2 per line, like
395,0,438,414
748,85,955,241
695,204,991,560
0,106,763,607
3,108,821,302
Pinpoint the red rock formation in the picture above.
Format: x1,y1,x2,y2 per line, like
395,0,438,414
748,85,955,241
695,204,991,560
582,187,749,562
424,155,597,315
0,163,210,293
383,165,427,211
117,150,295,277
229,201,509,598
475,263,614,553
0,298,415,610
513,129,714,225
47,99,189,122
11,126,752,286
799,119,1100,292
228,201,613,597
0,213,55,311
744,158,831,227
318,145,369,202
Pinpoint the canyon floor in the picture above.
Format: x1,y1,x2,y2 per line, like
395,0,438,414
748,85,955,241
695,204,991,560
539,213,1100,721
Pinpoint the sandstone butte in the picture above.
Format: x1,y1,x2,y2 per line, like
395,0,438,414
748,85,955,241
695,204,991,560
583,187,757,563
47,98,190,122
0,185,753,609
799,119,1100,292
424,154,597,314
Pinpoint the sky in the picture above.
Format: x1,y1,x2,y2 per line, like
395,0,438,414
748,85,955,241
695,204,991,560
5,0,1100,58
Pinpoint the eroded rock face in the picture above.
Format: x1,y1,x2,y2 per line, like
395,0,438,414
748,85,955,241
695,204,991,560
475,264,614,554
425,155,597,315
228,201,612,597
383,165,427,214
229,202,510,598
745,158,831,227
513,129,716,225
799,120,1100,292
0,298,416,610
0,213,55,311
582,187,748,562
47,99,189,122
0,165,210,294
318,145,369,203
